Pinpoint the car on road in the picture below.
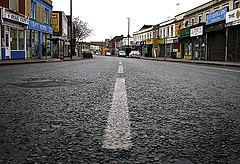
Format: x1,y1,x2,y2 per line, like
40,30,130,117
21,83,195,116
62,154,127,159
82,51,93,59
118,50,126,57
129,51,141,58
106,51,111,56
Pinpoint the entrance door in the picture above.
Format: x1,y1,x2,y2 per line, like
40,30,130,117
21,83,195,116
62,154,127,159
5,27,10,59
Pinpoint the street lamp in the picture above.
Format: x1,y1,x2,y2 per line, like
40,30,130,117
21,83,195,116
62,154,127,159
70,0,73,59
127,17,130,55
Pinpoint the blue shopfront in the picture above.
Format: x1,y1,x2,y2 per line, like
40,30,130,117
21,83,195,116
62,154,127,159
1,9,29,60
26,19,53,59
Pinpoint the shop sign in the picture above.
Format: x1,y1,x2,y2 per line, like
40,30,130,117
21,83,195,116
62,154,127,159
153,39,158,48
179,27,190,38
165,37,178,44
51,13,59,32
158,39,165,45
145,39,152,44
28,19,53,34
5,11,29,25
226,8,240,24
190,26,203,37
206,7,227,25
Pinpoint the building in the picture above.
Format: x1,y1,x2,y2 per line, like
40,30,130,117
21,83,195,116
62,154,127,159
25,0,53,59
51,11,68,59
226,0,240,62
0,0,29,60
159,18,177,58
133,25,153,57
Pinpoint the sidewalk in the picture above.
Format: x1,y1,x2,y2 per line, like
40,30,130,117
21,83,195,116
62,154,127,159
0,56,82,66
140,57,240,67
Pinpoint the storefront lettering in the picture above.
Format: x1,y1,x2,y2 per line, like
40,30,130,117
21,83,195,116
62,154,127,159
226,9,240,24
5,11,29,25
206,7,227,25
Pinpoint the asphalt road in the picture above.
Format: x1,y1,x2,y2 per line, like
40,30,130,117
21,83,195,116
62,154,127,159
0,55,240,164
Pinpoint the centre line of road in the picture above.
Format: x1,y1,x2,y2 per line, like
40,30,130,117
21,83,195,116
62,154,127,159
102,78,132,150
118,64,124,74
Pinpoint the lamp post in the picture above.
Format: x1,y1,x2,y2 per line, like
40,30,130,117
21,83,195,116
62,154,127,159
70,0,73,59
127,17,130,55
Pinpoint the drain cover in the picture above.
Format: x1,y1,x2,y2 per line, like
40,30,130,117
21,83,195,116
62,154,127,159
9,80,72,88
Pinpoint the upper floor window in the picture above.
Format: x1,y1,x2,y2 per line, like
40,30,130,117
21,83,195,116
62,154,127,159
185,19,189,27
166,26,169,37
45,9,49,24
234,0,240,9
198,15,202,23
10,0,18,12
170,25,174,37
31,1,37,19
191,17,195,26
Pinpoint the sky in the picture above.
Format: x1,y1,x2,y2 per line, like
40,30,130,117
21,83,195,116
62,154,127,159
52,0,210,42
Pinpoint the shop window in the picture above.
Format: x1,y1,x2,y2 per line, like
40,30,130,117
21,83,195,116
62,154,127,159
10,28,17,50
10,0,18,12
18,30,25,50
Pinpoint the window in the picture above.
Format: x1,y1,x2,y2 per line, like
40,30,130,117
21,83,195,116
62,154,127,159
185,20,189,27
166,26,169,37
198,15,202,23
18,30,25,50
45,9,49,24
1,25,4,47
31,1,37,19
234,0,240,9
10,0,18,12
170,25,174,37
10,28,18,50
191,17,195,26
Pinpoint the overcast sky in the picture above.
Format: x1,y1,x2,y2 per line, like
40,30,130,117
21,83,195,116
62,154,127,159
52,0,210,42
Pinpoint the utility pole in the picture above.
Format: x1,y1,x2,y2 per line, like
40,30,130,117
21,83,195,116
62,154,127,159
127,17,130,55
70,0,73,59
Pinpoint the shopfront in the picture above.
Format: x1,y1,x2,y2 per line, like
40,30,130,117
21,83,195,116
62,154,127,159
190,24,205,60
1,9,28,60
27,19,53,59
165,37,179,58
158,39,165,57
206,7,227,61
144,39,153,57
226,8,240,62
179,27,191,59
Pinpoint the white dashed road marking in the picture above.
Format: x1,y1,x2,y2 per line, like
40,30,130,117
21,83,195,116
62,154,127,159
118,65,124,74
102,78,132,150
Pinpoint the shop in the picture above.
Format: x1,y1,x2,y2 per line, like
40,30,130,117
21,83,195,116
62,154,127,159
158,39,165,57
190,23,205,60
27,19,53,59
165,37,179,58
179,27,192,59
226,8,240,62
1,9,28,60
206,7,227,61
0,7,3,60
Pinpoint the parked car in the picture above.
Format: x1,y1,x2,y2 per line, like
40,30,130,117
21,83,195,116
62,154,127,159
118,50,126,57
82,51,93,59
129,51,141,58
106,51,111,56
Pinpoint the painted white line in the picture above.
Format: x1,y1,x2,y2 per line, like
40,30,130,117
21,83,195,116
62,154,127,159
118,65,124,74
119,61,122,65
102,78,132,150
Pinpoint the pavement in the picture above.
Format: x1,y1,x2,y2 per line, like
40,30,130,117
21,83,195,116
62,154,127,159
0,55,240,67
0,55,83,66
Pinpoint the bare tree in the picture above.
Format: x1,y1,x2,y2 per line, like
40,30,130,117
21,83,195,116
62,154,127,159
73,16,93,42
